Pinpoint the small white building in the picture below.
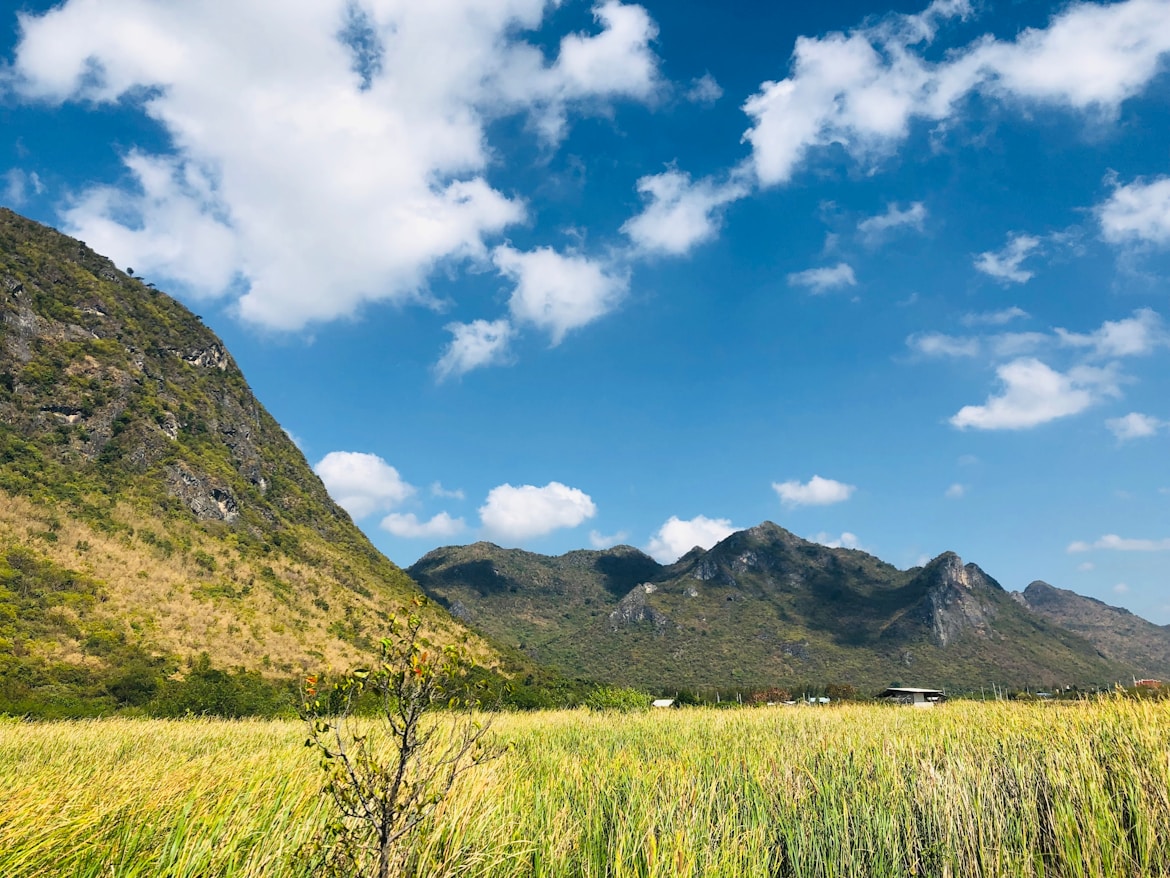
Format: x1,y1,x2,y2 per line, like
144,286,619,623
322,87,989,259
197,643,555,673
651,698,675,708
878,687,946,707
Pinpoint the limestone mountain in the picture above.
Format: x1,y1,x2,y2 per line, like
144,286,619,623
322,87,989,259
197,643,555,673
0,208,490,712
410,522,1130,692
1017,580,1170,679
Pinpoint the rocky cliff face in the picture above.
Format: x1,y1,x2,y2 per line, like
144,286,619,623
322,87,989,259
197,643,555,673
0,208,483,710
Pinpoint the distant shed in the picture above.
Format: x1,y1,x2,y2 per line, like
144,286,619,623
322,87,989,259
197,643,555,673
651,698,675,708
878,687,946,707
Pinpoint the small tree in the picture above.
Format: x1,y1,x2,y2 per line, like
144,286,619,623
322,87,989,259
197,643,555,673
303,598,498,878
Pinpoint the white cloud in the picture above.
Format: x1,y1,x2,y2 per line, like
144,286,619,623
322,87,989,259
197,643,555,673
479,481,597,541
589,529,629,549
10,0,661,331
1056,308,1166,359
3,168,43,206
685,72,723,104
1077,561,1095,571
314,451,415,519
773,475,856,507
621,168,749,257
787,262,857,294
857,201,926,243
906,332,980,358
950,358,1118,430
945,483,966,499
961,307,1030,327
430,482,465,501
1112,582,1130,594
1099,175,1170,246
1068,534,1170,552
987,331,1049,358
380,511,465,539
645,515,736,563
741,0,1170,187
974,234,1041,284
434,319,515,381
493,245,627,344
811,531,862,549
1106,412,1165,441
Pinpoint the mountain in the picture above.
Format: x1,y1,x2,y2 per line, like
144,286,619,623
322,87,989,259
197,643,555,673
410,522,1131,692
1017,580,1170,679
0,208,489,713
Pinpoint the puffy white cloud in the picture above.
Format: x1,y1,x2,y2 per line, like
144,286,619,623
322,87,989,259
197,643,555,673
787,262,857,294
380,511,465,539
434,319,514,381
685,72,723,104
479,481,597,541
1068,534,1170,552
811,531,862,549
961,306,1029,327
645,515,736,563
741,0,1170,187
314,451,415,519
857,201,926,243
1112,582,1130,594
773,475,856,507
621,168,749,257
907,332,980,358
589,529,629,549
974,234,1041,284
10,0,661,331
950,358,1118,430
494,245,627,344
1056,308,1166,359
3,168,43,206
430,482,465,501
1099,176,1170,245
1106,412,1165,441
945,483,966,499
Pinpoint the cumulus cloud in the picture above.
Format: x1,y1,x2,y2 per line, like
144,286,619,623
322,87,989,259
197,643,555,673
1099,175,1170,246
741,0,1170,187
621,168,749,257
857,201,926,244
1056,308,1166,359
434,319,514,381
479,481,597,541
945,483,966,499
906,332,981,358
3,168,43,206
589,529,629,549
974,234,1042,284
1068,534,1170,552
380,511,465,539
787,262,857,294
314,451,415,519
645,515,736,563
494,245,627,344
430,482,465,500
685,72,723,104
1106,412,1166,441
950,358,1118,430
811,531,862,549
9,0,662,331
773,475,856,507
962,306,1029,327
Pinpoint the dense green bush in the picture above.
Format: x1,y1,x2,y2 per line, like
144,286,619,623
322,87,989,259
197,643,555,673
584,685,652,713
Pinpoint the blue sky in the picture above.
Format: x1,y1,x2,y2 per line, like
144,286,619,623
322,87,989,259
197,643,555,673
3,0,1169,624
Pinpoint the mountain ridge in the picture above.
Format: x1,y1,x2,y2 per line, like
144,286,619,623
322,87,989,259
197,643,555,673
410,523,1135,691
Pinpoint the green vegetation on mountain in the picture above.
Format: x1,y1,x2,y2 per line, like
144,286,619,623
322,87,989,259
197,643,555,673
0,208,497,715
410,523,1131,692
1019,580,1170,679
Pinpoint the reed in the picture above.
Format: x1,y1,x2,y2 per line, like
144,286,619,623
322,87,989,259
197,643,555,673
2,699,1167,877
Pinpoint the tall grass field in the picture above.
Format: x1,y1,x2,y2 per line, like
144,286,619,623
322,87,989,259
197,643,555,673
3,699,1168,877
